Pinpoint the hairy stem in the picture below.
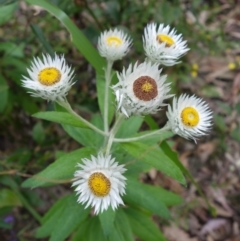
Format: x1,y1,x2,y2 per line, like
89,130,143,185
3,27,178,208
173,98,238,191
57,100,108,137
103,60,114,134
113,125,171,143
105,114,125,156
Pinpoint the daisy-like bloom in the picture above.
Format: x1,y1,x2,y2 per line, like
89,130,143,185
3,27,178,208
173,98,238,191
72,154,126,214
21,54,75,102
112,61,172,117
143,23,189,66
166,94,212,142
97,28,132,61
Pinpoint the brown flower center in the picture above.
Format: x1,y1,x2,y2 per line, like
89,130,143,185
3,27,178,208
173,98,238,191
133,76,158,101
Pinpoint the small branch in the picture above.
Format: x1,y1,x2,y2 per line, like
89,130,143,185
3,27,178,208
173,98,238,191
57,100,108,137
113,125,171,143
105,113,125,156
103,60,114,134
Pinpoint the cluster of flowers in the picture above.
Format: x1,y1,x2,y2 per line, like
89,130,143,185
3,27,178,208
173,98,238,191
22,23,212,214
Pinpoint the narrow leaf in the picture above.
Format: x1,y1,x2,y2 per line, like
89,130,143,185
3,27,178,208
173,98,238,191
96,74,115,125
99,208,116,238
121,142,186,185
30,24,55,56
32,111,89,129
36,195,69,238
125,207,167,241
0,189,22,208
124,178,171,219
49,195,90,241
71,219,91,241
0,2,17,25
25,0,105,75
22,147,94,188
0,74,8,113
61,114,104,150
72,216,105,241
115,208,135,241
160,141,215,215
116,116,144,138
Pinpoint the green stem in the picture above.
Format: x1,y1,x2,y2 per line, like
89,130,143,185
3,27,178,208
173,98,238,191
8,178,42,223
103,60,114,134
105,114,125,156
113,125,170,143
57,100,108,137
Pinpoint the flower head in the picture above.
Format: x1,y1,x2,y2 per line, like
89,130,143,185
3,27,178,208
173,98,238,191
72,154,126,214
112,61,172,117
143,23,189,66
21,54,75,102
166,94,212,142
97,28,132,61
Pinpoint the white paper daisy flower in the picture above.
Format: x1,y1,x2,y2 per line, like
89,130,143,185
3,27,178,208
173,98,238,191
112,61,172,117
97,28,132,61
21,54,75,102
143,23,189,66
166,94,213,142
72,154,126,214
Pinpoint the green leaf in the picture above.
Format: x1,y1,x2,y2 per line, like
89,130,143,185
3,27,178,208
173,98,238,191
30,24,55,56
0,2,17,25
25,0,105,75
125,207,167,241
115,208,135,241
0,74,8,113
0,189,22,208
73,216,105,241
87,217,105,241
96,73,115,126
108,226,125,241
99,208,116,238
0,42,24,57
160,141,215,215
71,219,91,241
0,220,12,229
121,142,186,185
49,195,89,241
22,147,94,188
144,115,159,130
128,178,182,207
37,195,70,238
37,194,90,241
231,126,240,143
21,95,39,114
61,114,104,150
116,116,144,138
214,115,226,132
124,178,171,219
32,111,89,128
32,121,45,144
114,149,152,178
201,85,221,98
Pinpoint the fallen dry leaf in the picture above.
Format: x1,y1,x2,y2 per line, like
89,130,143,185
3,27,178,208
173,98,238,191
163,224,198,241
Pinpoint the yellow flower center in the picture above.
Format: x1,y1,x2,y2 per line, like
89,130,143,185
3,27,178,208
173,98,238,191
141,82,153,92
88,172,111,197
133,76,158,101
156,34,175,47
38,67,61,86
106,36,123,47
181,107,200,127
